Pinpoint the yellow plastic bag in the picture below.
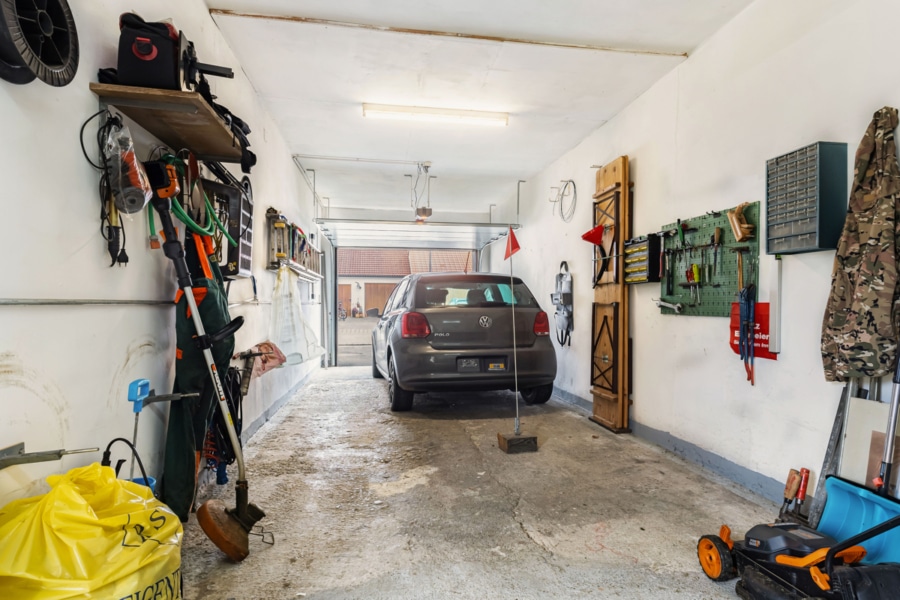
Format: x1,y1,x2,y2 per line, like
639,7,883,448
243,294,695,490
0,463,182,599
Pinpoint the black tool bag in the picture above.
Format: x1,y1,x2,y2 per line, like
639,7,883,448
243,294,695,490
116,13,180,89
114,13,257,174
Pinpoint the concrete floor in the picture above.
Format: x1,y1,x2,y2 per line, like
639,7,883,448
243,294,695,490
180,366,778,599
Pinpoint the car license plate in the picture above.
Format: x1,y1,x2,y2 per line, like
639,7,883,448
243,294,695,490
487,361,505,371
458,358,480,372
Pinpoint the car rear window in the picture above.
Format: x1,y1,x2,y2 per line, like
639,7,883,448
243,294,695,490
415,279,538,308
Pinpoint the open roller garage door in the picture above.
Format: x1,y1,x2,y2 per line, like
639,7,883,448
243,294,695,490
317,219,518,251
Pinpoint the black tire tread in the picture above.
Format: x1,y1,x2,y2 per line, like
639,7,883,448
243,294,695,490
388,356,413,411
521,383,553,405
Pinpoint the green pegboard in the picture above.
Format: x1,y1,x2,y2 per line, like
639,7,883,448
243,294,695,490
657,202,759,317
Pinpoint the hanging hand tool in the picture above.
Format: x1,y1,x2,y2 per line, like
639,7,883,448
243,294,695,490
692,263,702,305
653,298,684,314
659,234,666,281
732,246,749,293
665,250,674,295
738,283,756,385
703,247,711,283
714,227,722,274
685,267,697,304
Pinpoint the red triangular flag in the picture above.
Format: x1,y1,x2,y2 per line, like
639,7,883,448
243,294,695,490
504,227,520,260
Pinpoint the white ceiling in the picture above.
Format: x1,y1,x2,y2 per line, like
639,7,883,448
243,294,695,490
207,0,752,229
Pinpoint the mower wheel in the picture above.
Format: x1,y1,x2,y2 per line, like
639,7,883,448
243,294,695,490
697,534,736,581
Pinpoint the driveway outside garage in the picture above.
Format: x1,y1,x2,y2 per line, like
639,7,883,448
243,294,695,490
338,316,379,367
181,367,776,599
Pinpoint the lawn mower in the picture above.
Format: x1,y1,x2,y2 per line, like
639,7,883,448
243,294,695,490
698,372,900,599
698,475,900,599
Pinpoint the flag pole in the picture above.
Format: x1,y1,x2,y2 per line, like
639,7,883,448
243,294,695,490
496,225,536,453
510,246,520,435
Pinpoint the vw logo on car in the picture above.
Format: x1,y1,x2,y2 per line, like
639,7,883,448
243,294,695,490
478,316,492,328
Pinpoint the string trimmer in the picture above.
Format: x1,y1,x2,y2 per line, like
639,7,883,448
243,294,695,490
146,161,264,561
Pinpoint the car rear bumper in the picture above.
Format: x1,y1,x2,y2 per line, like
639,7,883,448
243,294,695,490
392,341,557,392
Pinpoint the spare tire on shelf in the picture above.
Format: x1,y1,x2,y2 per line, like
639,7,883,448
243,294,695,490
0,0,79,86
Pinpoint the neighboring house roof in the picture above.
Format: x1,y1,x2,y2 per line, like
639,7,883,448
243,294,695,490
338,249,473,276
338,249,411,277
408,250,472,273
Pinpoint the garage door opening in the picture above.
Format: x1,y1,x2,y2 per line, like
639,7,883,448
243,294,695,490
337,248,474,366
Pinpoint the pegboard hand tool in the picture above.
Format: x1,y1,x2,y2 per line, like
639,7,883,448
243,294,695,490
691,264,702,305
714,227,722,273
732,246,750,291
685,268,699,304
654,298,683,314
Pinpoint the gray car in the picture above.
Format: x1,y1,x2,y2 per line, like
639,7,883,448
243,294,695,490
372,272,558,411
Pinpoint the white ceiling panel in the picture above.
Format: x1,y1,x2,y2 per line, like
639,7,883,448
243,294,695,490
206,1,752,245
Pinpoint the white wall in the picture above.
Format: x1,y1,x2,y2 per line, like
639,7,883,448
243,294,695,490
488,0,897,496
0,0,323,504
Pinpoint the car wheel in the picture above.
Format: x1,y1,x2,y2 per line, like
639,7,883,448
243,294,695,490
372,347,383,379
388,355,414,411
521,384,553,405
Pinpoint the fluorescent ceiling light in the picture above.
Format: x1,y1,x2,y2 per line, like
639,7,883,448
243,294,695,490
362,103,508,127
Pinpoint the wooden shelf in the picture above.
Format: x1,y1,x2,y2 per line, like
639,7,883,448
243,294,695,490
89,83,242,163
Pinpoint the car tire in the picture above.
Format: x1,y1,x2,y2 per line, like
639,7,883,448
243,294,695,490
388,355,414,411
521,384,553,405
372,347,383,379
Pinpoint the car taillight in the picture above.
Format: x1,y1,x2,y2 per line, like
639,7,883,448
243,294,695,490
533,311,550,336
401,312,431,338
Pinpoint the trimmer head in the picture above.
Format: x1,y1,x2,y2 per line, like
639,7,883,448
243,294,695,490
197,499,249,562
196,496,266,562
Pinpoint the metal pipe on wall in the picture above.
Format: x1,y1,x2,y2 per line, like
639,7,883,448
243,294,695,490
0,298,171,306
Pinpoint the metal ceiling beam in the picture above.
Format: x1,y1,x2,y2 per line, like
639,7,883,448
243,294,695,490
209,10,688,58
317,219,516,250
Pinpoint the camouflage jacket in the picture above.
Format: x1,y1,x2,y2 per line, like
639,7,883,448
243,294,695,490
822,107,900,382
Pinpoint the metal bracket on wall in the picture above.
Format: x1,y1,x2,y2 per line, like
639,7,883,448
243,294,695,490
0,442,99,471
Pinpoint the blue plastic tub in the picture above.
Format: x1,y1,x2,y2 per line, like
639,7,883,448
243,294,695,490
816,476,900,564
130,476,157,494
